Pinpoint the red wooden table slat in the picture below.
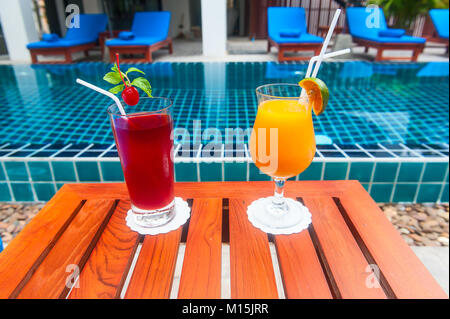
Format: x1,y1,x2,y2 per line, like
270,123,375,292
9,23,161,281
0,187,83,298
125,228,182,299
229,198,278,299
274,231,333,299
178,198,222,299
339,182,448,299
68,200,139,299
17,199,117,299
65,181,351,200
303,196,387,299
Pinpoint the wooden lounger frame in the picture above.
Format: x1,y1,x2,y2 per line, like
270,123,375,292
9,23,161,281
108,38,173,63
29,42,96,64
353,37,425,61
268,37,322,62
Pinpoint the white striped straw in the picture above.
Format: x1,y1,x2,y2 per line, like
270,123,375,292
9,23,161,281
311,9,342,78
76,78,126,115
300,48,351,98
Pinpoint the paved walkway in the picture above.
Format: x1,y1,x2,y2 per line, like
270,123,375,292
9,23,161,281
411,246,449,295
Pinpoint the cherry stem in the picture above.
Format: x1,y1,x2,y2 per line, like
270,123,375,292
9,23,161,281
115,53,128,88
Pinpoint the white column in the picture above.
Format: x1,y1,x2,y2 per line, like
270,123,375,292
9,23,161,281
0,0,39,62
201,0,226,57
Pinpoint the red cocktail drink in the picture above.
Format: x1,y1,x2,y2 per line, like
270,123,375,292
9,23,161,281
108,97,175,227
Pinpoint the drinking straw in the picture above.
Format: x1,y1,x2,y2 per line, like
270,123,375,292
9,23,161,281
300,48,350,98
305,48,351,78
76,78,126,115
299,9,342,100
311,9,341,78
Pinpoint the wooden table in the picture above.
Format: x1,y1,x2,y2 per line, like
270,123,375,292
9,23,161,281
0,181,447,299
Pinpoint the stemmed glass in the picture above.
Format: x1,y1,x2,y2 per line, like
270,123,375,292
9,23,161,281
249,83,315,232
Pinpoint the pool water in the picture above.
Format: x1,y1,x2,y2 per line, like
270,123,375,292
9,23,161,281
0,61,448,146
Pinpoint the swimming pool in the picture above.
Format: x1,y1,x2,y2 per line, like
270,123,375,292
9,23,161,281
0,61,448,203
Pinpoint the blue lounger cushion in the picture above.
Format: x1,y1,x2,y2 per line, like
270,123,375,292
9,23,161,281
279,29,302,38
27,14,107,49
429,9,449,39
118,31,135,40
42,33,60,42
106,11,171,47
346,7,425,44
379,29,405,38
268,7,323,44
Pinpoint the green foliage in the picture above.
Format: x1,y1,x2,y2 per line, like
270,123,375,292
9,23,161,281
109,84,125,94
131,77,152,97
368,0,449,29
104,64,152,97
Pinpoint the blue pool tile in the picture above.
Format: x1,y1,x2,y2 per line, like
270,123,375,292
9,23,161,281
28,162,52,182
359,144,382,150
415,151,444,157
175,163,198,182
91,143,113,150
441,184,449,203
427,143,448,150
321,151,345,158
75,162,101,182
361,183,369,191
56,183,65,190
0,165,5,181
224,163,247,181
7,150,34,157
336,144,360,150
78,151,103,158
54,151,80,158
417,184,442,203
0,183,11,201
392,151,420,158
317,145,336,150
298,162,323,181
67,143,91,150
373,162,399,183
32,150,57,157
397,163,423,182
34,183,56,201
369,151,394,158
393,184,418,202
344,151,370,158
100,162,124,182
324,163,348,180
349,162,374,182
200,163,222,181
24,144,47,150
370,184,394,202
422,162,448,182
52,162,77,182
11,183,34,201
5,162,29,181
102,151,119,158
249,163,271,181
380,143,404,150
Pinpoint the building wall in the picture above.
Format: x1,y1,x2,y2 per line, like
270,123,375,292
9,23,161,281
162,0,192,38
82,0,103,14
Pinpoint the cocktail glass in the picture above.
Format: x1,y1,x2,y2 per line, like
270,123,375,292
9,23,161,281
249,83,315,231
108,97,175,228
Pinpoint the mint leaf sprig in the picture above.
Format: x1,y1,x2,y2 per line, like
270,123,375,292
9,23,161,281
103,65,152,97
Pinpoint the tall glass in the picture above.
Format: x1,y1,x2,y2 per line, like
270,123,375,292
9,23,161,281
249,84,315,230
108,97,175,228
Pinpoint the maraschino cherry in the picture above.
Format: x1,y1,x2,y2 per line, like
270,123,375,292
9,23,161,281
116,53,139,106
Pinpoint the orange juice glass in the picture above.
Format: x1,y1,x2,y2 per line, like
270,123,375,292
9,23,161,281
249,83,315,231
